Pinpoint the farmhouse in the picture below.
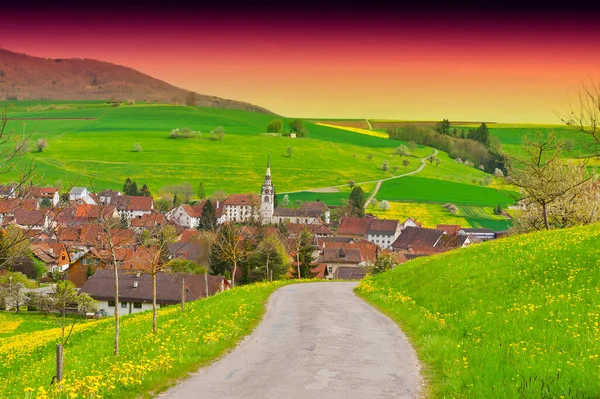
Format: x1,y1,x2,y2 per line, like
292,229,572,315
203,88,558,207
391,226,446,253
80,269,230,316
27,187,60,206
337,216,401,249
116,196,153,219
224,194,260,223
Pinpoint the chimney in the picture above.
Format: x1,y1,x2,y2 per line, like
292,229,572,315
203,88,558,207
133,281,138,288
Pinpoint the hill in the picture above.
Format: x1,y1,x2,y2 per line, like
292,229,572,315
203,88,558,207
0,48,272,114
357,224,600,398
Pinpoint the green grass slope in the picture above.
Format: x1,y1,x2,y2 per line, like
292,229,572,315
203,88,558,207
356,224,600,398
1,102,407,194
0,281,288,399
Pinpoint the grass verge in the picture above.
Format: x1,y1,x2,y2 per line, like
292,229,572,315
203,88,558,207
356,224,600,398
0,280,290,399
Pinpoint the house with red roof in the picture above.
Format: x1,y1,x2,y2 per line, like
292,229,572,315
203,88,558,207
116,196,153,220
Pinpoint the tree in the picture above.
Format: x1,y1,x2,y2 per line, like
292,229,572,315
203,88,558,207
435,119,451,135
468,123,491,147
212,223,249,288
133,143,142,152
197,182,206,200
493,168,505,178
281,194,290,206
40,197,51,208
348,180,356,188
163,183,194,204
138,224,178,333
119,212,129,229
289,119,304,134
371,253,397,275
506,131,596,230
348,186,366,218
0,272,29,313
139,184,151,197
391,166,399,173
123,178,138,196
287,146,293,157
266,119,284,133
253,233,289,281
41,280,95,384
366,154,374,160
381,161,389,171
560,76,600,156
185,91,197,106
379,200,391,211
402,159,410,168
167,259,205,311
213,126,225,140
198,199,217,231
155,199,170,212
290,228,314,279
36,138,48,152
396,145,411,157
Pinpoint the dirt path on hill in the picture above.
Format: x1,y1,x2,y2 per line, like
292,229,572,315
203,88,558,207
159,283,423,399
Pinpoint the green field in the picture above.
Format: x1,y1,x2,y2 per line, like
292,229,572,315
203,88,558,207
369,202,511,230
376,175,516,207
0,312,93,338
356,223,600,398
0,280,289,399
1,102,413,195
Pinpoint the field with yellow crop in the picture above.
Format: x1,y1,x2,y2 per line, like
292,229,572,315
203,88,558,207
356,224,600,398
0,281,288,399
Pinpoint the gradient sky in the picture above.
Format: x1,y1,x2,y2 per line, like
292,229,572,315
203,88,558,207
1,3,599,123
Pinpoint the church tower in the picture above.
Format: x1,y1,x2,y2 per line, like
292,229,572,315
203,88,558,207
260,153,275,222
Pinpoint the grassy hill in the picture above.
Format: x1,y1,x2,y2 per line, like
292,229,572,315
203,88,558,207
0,48,271,113
356,224,600,398
0,101,416,194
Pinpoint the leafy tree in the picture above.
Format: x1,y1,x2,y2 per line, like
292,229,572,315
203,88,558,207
379,200,391,211
266,119,284,133
506,131,597,230
172,194,181,207
366,154,374,160
197,182,206,199
381,160,389,171
468,123,491,147
396,145,411,157
391,165,399,172
36,138,48,152
213,126,225,140
40,197,51,208
348,186,366,218
402,159,410,168
123,177,138,196
185,91,197,106
0,271,29,313
41,280,95,383
435,119,451,135
287,146,293,157
198,199,217,231
289,119,304,134
252,233,289,281
282,194,290,206
290,228,314,279
155,199,170,213
348,180,356,188
371,253,397,275
133,143,142,152
139,184,151,197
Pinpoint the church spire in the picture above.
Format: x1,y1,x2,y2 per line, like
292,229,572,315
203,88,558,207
263,153,272,187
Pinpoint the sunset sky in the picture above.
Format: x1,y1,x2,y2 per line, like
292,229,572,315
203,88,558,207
1,3,599,123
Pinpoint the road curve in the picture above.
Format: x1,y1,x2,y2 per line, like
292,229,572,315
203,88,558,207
159,283,422,399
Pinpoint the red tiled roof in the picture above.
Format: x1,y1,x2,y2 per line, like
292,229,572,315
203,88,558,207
369,219,400,235
436,224,462,235
117,196,153,211
224,193,259,206
337,217,372,236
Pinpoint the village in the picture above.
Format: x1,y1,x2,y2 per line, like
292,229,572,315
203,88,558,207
0,157,500,316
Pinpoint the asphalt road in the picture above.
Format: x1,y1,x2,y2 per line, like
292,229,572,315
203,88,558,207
159,282,422,399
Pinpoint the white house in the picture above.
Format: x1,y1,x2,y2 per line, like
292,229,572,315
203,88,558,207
366,219,402,249
116,196,153,220
224,194,260,223
166,203,204,229
69,187,96,205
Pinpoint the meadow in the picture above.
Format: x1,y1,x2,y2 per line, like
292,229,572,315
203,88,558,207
0,312,92,338
368,202,511,230
0,281,289,399
356,223,600,398
1,102,408,195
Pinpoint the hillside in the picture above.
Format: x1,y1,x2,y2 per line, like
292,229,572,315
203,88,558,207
356,224,600,398
0,48,272,113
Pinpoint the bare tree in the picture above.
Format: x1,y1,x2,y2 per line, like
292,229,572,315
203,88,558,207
560,75,600,156
167,258,206,311
506,131,596,230
212,223,249,288
137,224,178,333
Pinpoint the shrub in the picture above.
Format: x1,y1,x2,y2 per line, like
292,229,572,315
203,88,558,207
133,143,142,152
36,139,48,152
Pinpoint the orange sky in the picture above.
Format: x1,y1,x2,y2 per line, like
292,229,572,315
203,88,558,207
2,9,599,123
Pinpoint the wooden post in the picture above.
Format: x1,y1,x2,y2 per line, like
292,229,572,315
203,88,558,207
56,344,63,382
